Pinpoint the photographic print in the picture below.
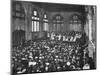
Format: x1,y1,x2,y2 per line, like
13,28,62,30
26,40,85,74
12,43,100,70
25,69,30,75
11,0,96,75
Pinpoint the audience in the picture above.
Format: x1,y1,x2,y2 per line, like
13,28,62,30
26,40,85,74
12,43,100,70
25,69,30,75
11,31,94,75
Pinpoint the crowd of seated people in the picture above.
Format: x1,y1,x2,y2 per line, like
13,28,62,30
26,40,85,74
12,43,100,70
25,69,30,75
11,31,93,75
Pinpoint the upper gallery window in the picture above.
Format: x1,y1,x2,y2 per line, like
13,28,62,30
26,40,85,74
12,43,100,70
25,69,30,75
69,14,82,31
32,10,40,32
69,14,82,25
43,13,48,31
53,14,63,32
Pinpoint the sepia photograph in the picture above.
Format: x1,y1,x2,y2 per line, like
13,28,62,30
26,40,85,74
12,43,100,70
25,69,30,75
11,0,96,75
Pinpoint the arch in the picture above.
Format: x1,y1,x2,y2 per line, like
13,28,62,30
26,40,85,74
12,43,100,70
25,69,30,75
69,14,81,20
69,14,83,24
52,14,64,32
43,12,49,31
69,14,83,31
32,8,39,17
31,8,40,32
53,14,63,21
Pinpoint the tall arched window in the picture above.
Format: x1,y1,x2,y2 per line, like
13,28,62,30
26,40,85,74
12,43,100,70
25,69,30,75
69,14,82,31
43,13,48,31
53,14,63,32
32,9,40,32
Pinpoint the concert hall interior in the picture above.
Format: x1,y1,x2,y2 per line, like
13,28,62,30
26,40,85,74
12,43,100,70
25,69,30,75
11,0,96,74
